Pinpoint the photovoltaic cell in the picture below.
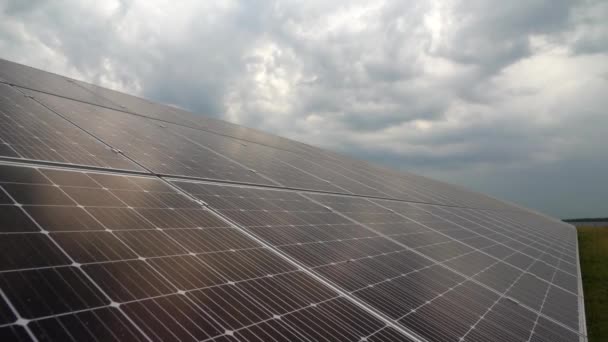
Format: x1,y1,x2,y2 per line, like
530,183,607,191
0,58,586,342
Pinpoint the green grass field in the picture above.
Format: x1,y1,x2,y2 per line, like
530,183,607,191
578,226,608,341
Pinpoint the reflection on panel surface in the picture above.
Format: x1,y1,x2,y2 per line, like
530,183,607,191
0,59,121,110
0,163,412,342
22,88,277,186
0,83,144,171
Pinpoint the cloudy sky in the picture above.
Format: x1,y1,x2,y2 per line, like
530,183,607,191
1,0,607,218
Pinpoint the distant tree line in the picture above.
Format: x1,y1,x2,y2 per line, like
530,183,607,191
563,218,608,223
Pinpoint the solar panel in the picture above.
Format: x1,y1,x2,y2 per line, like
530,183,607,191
69,76,332,161
169,180,584,341
0,59,122,111
173,126,350,193
0,58,586,342
0,83,144,171
19,89,279,186
0,162,419,342
69,78,212,130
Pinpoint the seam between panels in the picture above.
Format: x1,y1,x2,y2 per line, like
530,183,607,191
0,154,525,214
0,156,153,177
299,193,585,338
157,177,429,342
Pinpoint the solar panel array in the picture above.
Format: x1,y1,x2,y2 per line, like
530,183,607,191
0,58,586,342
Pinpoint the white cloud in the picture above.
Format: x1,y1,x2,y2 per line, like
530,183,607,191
1,0,607,217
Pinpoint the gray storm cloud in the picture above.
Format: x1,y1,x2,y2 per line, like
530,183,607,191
1,0,607,218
